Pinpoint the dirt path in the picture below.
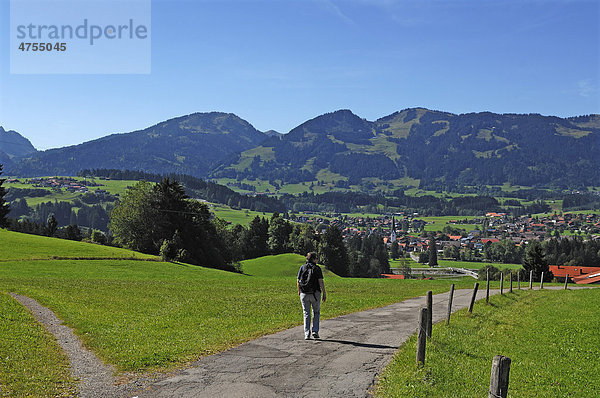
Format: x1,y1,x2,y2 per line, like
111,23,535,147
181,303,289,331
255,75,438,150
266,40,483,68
9,293,135,398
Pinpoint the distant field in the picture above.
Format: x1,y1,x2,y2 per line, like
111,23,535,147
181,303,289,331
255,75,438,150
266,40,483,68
242,253,340,278
389,258,522,271
4,177,138,206
0,292,75,396
437,259,523,270
0,229,158,261
210,204,272,226
376,288,600,397
419,216,478,232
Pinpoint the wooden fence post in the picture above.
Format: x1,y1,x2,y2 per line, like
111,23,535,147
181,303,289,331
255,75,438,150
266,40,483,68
564,274,569,290
529,270,533,289
447,284,455,325
510,272,513,293
500,272,503,295
468,282,479,313
416,307,428,367
426,291,433,338
489,355,511,398
540,272,544,289
486,270,490,303
518,271,520,290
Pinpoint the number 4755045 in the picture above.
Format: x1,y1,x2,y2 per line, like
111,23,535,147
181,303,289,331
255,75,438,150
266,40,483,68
18,42,67,51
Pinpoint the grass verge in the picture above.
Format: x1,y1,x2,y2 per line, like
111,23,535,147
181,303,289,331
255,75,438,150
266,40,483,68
375,288,599,397
0,292,75,397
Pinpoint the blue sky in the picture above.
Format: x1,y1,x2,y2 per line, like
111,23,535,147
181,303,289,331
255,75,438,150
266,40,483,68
1,0,598,150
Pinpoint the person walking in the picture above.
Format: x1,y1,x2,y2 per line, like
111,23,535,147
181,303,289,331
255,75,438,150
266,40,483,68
297,252,326,340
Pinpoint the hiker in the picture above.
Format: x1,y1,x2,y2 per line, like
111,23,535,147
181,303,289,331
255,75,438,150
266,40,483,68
297,252,326,340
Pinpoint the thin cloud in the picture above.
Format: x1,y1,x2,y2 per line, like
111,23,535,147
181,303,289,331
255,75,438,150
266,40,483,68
315,0,355,25
577,79,597,98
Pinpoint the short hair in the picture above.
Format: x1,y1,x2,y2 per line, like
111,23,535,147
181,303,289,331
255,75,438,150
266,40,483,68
306,252,318,263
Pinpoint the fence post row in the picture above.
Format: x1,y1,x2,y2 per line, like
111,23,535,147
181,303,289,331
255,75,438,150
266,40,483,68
509,272,513,293
416,307,428,367
468,282,479,313
426,291,433,338
447,284,455,325
489,355,511,398
500,272,504,295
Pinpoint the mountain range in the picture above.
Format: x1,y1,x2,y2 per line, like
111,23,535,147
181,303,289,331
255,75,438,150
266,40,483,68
2,108,599,190
0,126,38,167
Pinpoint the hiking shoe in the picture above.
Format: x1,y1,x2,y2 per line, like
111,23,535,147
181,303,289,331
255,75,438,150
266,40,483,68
312,331,320,339
305,334,311,340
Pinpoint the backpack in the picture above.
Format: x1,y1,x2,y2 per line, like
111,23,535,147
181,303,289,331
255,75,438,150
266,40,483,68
298,263,317,293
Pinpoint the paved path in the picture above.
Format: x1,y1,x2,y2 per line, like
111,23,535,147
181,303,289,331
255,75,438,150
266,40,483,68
133,287,500,398
13,286,590,397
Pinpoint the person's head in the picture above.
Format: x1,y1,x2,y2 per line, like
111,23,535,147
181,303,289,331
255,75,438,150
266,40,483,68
306,252,318,264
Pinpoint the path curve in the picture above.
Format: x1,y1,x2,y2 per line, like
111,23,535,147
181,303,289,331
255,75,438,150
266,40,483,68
9,293,133,398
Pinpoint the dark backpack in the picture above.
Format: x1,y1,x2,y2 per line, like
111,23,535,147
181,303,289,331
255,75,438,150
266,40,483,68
298,263,317,293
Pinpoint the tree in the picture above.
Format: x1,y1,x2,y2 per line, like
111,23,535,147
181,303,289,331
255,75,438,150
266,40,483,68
522,241,552,282
0,164,9,227
390,241,400,260
109,181,158,253
319,226,348,276
46,214,58,237
428,234,438,267
267,213,292,254
290,223,317,255
399,255,412,279
64,224,82,241
244,216,269,259
109,178,232,270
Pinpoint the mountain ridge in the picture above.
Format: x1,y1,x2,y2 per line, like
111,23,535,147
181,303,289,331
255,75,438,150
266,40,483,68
3,108,599,190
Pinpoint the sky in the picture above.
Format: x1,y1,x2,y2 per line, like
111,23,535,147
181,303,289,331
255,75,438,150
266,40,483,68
0,0,598,150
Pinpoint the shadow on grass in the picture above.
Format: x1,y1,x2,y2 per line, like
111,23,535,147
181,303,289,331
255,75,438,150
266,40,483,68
317,339,398,350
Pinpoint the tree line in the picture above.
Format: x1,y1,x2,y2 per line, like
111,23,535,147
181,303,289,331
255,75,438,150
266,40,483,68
79,168,286,213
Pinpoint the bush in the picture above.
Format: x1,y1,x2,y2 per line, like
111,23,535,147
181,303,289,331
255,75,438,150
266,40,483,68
91,230,107,245
160,239,176,262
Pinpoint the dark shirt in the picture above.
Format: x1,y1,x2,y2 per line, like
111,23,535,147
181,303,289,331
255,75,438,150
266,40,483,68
297,263,324,293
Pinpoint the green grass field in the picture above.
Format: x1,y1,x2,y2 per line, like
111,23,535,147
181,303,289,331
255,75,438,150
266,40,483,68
0,292,75,397
211,204,273,226
389,258,523,271
4,177,139,207
436,259,523,271
375,288,600,397
0,229,158,261
0,230,475,376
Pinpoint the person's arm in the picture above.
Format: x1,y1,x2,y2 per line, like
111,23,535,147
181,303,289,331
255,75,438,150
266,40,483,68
297,279,301,295
319,279,326,302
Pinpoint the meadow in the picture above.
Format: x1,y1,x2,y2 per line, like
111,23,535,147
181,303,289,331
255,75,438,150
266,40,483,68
0,229,157,261
375,288,600,397
389,258,523,271
0,230,476,380
0,292,75,397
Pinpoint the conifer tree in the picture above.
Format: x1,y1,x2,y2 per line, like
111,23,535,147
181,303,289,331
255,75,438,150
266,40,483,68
0,164,9,227
428,233,438,267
